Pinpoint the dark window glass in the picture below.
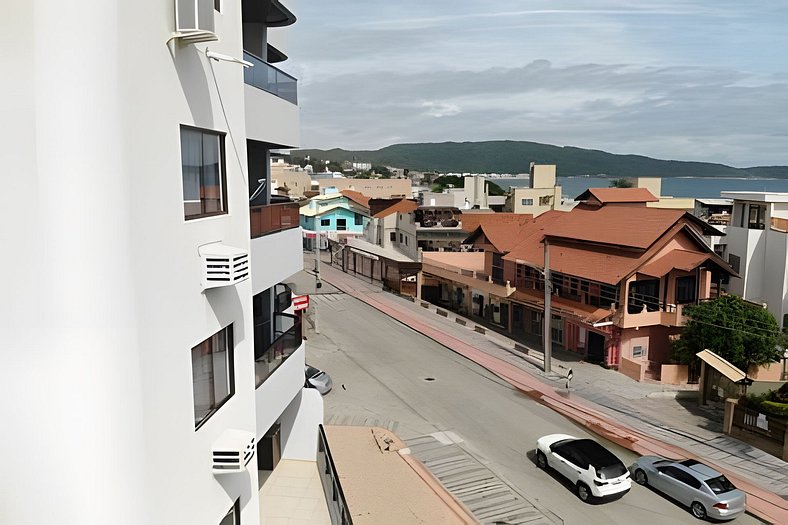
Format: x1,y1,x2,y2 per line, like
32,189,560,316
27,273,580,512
320,218,330,226
336,218,347,231
181,127,227,219
748,204,766,229
628,279,660,313
192,325,234,428
354,213,363,226
706,475,736,494
390,232,396,241
676,276,696,303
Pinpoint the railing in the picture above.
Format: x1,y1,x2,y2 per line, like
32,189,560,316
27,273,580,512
250,201,300,238
317,425,353,525
255,313,301,388
243,51,298,104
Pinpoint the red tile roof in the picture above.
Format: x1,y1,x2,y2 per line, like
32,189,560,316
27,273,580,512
373,199,419,218
460,212,533,233
341,189,371,209
575,187,658,204
502,206,734,285
544,206,686,249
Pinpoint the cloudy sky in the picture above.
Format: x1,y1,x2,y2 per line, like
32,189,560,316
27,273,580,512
285,1,788,167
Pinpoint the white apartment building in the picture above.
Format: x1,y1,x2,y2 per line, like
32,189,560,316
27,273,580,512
723,192,788,329
1,1,324,524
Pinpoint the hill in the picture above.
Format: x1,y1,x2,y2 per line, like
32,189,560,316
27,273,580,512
292,141,788,178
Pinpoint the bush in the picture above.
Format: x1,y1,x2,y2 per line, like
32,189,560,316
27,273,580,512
746,392,788,418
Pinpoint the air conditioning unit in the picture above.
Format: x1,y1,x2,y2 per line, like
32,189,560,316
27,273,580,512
212,429,255,474
173,0,218,43
199,243,250,291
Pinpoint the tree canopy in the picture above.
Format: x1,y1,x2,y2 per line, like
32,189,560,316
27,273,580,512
672,294,785,371
609,178,634,188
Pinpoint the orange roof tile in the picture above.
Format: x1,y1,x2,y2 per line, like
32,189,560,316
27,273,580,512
373,199,419,218
575,187,658,204
341,189,371,209
545,206,686,249
459,212,533,233
638,250,710,278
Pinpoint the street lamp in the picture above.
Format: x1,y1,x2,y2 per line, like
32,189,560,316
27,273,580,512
516,236,553,374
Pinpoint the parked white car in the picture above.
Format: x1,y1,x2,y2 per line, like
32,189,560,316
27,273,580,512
536,434,631,502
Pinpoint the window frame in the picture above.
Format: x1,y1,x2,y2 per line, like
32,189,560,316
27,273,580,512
192,324,235,430
632,345,645,359
320,218,331,227
521,198,534,206
354,213,363,226
181,125,228,221
336,218,347,231
675,275,697,304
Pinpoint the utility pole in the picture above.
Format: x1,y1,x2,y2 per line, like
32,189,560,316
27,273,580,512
313,216,321,334
543,238,552,374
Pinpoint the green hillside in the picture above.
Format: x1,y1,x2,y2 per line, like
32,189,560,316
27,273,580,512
292,141,788,178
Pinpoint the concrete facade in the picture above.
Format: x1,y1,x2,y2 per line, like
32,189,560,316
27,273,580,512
0,2,323,523
723,192,788,328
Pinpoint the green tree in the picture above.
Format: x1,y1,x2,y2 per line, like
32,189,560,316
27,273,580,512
372,165,392,178
672,295,784,371
609,178,634,188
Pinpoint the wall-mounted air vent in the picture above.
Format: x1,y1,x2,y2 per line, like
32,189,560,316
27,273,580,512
212,429,255,475
199,243,250,291
172,0,218,44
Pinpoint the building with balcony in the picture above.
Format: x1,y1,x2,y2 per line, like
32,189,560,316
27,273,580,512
505,164,564,216
723,191,788,329
1,1,328,524
420,189,737,383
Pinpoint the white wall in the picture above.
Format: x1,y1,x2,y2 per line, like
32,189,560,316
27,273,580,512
245,84,301,147
251,227,305,295
256,343,306,438
0,1,310,524
281,388,325,461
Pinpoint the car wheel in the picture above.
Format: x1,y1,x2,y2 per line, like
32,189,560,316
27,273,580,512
690,501,707,520
536,451,548,470
634,469,648,486
577,482,592,503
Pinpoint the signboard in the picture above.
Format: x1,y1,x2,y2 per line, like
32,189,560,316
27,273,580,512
292,295,309,311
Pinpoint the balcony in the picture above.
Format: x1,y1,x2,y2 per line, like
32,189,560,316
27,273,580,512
250,201,300,238
617,300,688,328
243,51,297,104
255,313,302,388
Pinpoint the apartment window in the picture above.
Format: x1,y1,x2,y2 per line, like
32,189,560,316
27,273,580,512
748,204,766,230
354,213,363,226
192,325,234,429
320,218,330,227
405,236,408,246
521,198,534,206
336,218,347,231
214,0,222,12
390,232,396,242
632,345,645,359
399,233,403,243
219,499,239,525
628,279,660,314
728,253,741,274
539,195,553,206
675,276,696,304
181,126,227,220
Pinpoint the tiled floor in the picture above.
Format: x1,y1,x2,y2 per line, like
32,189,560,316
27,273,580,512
259,459,330,525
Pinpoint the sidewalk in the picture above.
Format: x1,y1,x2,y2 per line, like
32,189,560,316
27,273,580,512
315,258,788,524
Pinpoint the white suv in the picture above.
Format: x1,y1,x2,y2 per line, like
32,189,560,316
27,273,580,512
536,434,631,502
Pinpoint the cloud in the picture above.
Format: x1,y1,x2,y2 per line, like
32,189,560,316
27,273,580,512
421,101,461,118
287,1,788,166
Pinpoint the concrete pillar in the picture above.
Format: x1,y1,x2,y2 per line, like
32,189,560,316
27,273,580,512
416,271,423,300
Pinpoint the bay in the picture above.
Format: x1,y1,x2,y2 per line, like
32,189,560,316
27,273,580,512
497,176,788,200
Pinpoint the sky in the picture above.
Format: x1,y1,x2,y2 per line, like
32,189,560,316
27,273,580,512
285,1,788,167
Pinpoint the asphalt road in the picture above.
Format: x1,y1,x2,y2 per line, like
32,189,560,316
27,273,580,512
305,290,763,525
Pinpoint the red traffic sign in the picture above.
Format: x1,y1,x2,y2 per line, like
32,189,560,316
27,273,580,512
292,295,309,311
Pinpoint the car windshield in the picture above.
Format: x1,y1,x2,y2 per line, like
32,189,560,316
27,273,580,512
306,366,320,377
706,475,735,494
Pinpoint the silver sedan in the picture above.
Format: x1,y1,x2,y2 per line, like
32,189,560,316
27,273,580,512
630,456,746,521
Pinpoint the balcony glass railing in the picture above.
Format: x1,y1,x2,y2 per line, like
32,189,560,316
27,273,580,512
250,201,300,238
255,312,302,388
243,51,298,104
